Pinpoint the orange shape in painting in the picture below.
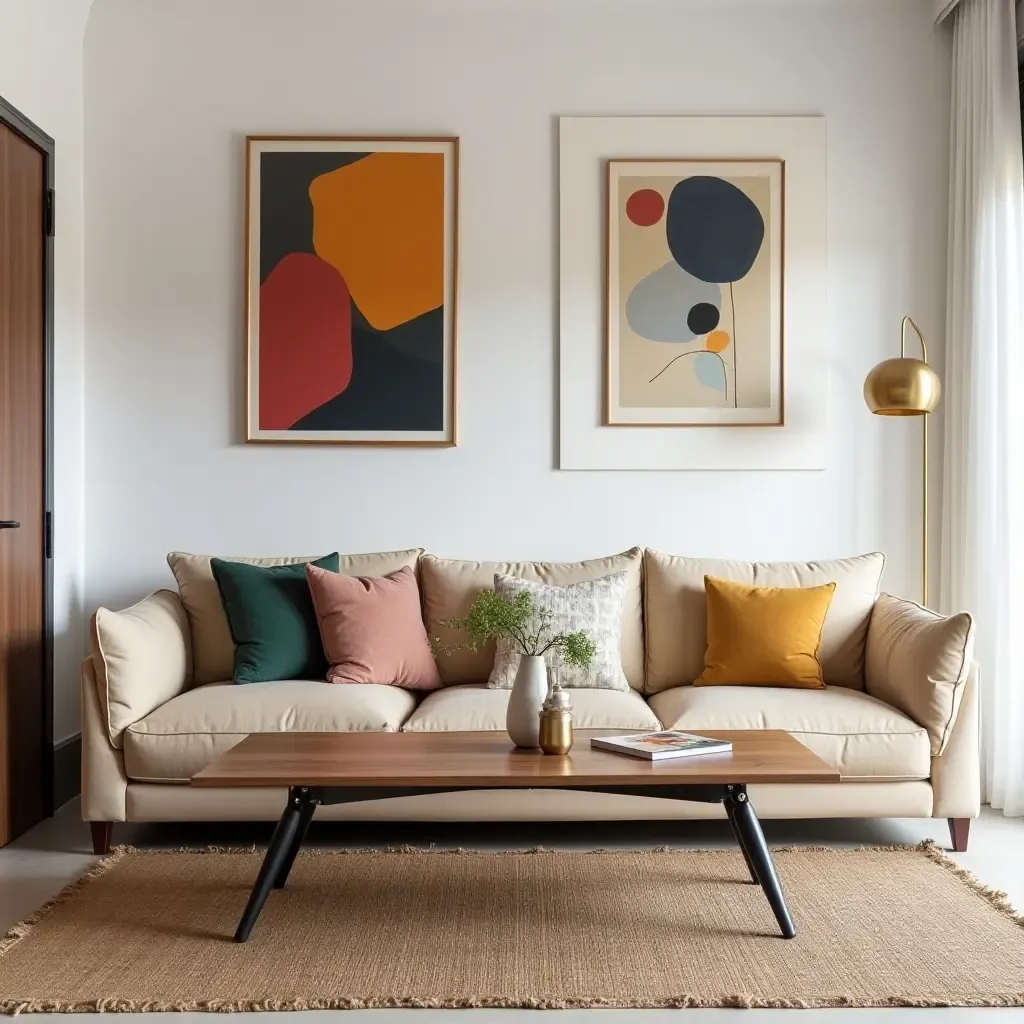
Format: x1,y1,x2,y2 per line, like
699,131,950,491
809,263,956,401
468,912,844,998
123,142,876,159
310,152,444,331
706,330,731,353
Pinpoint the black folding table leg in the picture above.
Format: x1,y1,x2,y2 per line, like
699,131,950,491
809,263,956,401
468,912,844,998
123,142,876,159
725,790,796,939
724,799,759,884
234,797,302,942
273,793,317,890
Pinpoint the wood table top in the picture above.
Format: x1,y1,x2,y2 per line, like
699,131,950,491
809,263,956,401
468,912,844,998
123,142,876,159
191,730,840,788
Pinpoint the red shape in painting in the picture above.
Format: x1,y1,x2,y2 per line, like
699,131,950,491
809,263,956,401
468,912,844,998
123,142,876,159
625,188,665,227
259,252,353,429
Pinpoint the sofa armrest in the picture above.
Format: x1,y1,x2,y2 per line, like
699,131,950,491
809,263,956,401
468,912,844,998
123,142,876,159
89,589,192,748
81,657,128,823
930,661,981,818
865,593,974,756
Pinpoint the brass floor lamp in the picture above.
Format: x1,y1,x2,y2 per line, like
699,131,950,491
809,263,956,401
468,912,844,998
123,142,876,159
863,317,942,606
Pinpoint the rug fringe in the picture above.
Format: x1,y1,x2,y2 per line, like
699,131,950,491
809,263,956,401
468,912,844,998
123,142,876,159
0,846,130,959
2,992,1024,1014
104,838,946,857
915,839,1024,927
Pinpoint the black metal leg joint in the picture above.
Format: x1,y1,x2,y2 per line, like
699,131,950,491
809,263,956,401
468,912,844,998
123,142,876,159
724,798,759,884
272,788,319,891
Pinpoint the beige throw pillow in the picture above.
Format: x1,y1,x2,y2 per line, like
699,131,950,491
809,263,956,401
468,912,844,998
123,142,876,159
167,548,423,684
90,590,192,747
487,572,630,691
865,593,974,756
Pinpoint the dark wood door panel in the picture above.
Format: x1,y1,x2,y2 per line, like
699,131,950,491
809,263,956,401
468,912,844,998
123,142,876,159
0,120,46,844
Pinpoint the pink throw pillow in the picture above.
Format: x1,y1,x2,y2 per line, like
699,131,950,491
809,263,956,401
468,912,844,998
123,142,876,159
306,564,441,690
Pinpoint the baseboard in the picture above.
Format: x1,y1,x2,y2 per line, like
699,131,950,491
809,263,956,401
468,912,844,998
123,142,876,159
53,733,81,810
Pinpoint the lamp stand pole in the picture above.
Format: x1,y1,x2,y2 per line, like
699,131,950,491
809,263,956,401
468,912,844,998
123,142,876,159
922,411,928,607
910,319,929,608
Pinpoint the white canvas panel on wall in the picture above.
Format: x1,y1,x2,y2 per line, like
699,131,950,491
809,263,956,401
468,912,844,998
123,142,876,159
559,116,827,471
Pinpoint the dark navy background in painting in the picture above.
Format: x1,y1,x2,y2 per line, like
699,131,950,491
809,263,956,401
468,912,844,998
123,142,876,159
258,152,369,283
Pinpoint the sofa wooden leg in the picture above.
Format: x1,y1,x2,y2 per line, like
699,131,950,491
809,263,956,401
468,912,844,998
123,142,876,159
90,821,113,856
947,817,970,853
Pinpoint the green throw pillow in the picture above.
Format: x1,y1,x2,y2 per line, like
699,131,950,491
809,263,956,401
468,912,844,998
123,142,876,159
210,554,340,683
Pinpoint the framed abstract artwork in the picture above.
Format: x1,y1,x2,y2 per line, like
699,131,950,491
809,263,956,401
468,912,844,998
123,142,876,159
245,136,458,445
606,159,784,426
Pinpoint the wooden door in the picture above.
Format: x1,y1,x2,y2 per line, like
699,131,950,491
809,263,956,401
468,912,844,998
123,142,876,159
0,117,49,845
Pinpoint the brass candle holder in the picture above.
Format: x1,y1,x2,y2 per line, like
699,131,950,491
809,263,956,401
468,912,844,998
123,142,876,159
538,682,573,755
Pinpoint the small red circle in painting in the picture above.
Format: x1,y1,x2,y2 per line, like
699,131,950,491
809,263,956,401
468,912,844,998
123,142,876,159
625,189,665,226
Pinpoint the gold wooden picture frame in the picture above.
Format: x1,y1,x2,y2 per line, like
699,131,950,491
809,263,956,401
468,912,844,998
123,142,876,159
605,158,785,427
245,136,459,446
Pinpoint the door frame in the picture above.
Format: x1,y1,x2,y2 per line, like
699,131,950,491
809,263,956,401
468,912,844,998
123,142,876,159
0,94,55,816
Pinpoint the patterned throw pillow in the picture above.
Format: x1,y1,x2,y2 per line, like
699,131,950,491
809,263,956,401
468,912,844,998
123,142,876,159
486,572,630,691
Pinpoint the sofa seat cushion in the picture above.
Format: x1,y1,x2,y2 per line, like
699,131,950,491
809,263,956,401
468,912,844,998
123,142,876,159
648,684,930,780
123,680,418,782
402,684,661,733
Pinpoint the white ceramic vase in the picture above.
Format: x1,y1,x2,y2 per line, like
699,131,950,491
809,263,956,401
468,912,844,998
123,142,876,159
506,655,548,748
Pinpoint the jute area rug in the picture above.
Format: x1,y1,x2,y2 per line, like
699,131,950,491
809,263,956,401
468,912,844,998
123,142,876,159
0,842,1022,1012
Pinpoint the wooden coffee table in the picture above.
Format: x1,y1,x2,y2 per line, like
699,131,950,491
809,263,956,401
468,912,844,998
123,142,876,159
193,729,839,943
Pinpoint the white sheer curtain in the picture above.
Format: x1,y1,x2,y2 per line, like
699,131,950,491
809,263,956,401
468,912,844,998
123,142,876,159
940,0,1024,816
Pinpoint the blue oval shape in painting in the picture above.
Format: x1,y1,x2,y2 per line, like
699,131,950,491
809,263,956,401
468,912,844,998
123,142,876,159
625,261,721,343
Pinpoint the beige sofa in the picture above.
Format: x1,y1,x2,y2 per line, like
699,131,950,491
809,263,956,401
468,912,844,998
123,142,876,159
82,547,979,855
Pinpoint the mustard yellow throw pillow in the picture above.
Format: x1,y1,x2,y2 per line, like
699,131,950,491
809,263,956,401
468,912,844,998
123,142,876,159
695,576,836,689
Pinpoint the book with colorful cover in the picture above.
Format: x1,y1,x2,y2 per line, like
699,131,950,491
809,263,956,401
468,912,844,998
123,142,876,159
590,731,732,761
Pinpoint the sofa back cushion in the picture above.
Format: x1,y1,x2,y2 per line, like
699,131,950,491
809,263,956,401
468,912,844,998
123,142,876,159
168,548,423,684
421,548,644,689
644,550,885,693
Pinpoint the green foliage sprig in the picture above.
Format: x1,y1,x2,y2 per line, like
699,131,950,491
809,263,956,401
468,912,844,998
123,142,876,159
431,589,596,669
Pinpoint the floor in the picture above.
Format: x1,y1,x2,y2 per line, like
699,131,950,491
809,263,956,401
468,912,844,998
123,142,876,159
1,801,1022,1021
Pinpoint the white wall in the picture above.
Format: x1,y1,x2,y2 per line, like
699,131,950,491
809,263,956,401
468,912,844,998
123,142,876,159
1,0,92,743
83,0,951,693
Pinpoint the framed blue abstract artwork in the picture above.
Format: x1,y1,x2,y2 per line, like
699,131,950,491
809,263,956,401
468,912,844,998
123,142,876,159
606,159,784,427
